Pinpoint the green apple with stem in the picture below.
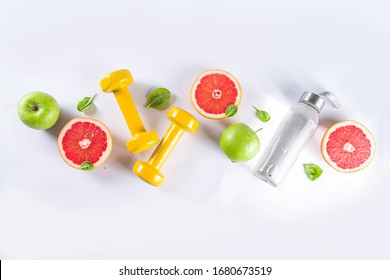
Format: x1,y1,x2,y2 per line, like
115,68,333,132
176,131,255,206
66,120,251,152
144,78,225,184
220,123,260,162
17,91,60,130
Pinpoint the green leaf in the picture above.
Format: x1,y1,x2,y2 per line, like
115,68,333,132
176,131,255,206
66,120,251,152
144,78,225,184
77,94,96,112
253,106,271,122
145,88,172,110
303,163,323,181
81,161,94,171
225,104,238,117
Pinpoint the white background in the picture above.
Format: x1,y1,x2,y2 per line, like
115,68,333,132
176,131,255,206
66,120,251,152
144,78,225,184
0,0,389,259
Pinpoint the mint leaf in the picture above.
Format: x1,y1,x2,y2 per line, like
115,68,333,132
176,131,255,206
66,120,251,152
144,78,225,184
145,88,172,110
253,106,270,122
81,161,94,171
77,94,96,112
225,104,238,117
304,163,323,181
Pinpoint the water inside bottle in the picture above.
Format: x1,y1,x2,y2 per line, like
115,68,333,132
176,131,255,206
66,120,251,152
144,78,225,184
254,103,318,186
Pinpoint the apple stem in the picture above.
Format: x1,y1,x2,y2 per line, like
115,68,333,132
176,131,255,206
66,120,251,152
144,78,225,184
29,104,39,111
255,128,263,134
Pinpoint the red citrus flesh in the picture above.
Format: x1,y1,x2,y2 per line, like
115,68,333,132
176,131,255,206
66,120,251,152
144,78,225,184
58,118,112,170
190,69,242,119
321,120,375,173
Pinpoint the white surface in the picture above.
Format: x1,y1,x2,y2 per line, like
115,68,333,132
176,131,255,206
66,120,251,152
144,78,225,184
0,0,389,259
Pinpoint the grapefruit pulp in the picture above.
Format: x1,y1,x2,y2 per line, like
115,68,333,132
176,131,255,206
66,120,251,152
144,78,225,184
321,120,375,173
58,118,112,170
190,69,242,119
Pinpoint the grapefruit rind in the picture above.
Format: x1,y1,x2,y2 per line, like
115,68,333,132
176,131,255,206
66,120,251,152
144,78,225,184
321,120,375,173
190,69,242,119
58,118,113,170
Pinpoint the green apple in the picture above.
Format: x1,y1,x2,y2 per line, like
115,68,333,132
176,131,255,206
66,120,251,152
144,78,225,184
220,123,260,162
17,91,60,130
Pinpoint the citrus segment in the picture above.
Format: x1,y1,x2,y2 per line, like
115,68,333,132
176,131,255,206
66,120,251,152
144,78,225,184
58,118,112,170
190,69,242,119
321,120,375,173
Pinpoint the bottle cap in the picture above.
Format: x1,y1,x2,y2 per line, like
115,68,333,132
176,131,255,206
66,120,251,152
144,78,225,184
299,91,325,112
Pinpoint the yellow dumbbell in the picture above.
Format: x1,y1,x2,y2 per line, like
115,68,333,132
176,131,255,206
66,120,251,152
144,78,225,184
100,69,159,153
133,106,199,186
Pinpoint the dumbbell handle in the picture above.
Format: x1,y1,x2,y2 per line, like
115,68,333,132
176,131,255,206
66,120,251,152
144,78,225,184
113,87,146,136
148,124,184,170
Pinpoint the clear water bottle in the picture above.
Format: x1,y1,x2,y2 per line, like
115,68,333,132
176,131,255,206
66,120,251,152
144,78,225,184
253,91,340,187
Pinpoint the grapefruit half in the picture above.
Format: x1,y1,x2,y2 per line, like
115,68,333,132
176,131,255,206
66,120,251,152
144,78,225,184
58,118,112,170
321,120,375,173
190,69,242,119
